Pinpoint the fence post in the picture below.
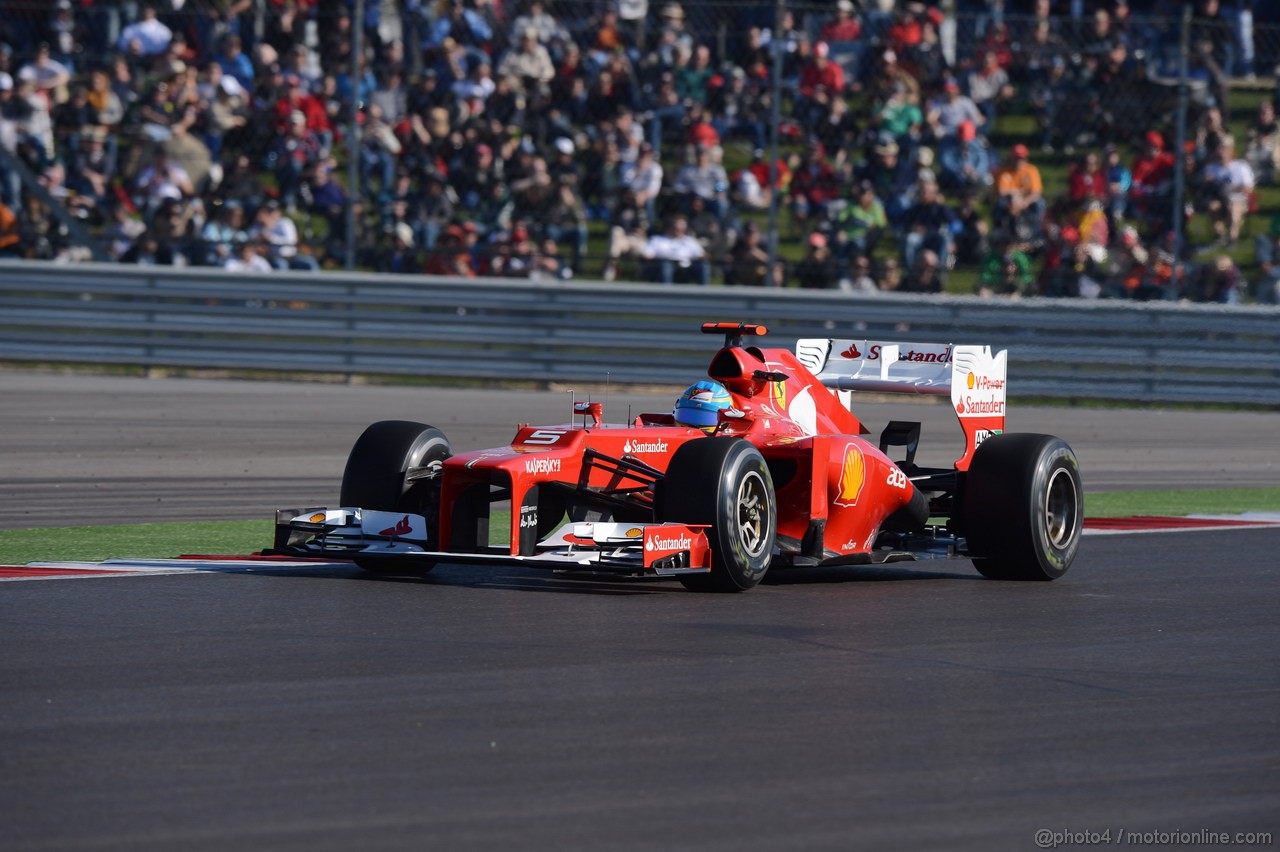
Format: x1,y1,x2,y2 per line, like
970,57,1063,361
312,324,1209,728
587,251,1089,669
1172,3,1192,294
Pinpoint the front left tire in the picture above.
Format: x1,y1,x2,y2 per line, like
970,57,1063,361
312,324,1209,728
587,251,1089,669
340,420,452,574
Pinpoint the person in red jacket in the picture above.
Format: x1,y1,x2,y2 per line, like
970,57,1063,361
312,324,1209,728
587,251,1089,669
788,141,839,226
797,41,845,125
273,73,332,150
1067,151,1108,209
1130,130,1175,230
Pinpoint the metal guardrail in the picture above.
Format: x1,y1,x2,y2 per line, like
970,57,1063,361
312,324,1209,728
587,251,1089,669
1,262,1278,406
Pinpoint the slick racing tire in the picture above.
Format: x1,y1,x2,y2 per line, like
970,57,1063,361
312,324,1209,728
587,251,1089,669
662,438,776,592
963,433,1083,581
341,420,452,574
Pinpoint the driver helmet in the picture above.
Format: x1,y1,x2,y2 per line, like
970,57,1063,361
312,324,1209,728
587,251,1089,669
673,380,732,432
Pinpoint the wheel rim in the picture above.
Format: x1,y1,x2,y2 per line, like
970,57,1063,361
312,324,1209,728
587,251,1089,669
1044,467,1079,549
736,470,771,559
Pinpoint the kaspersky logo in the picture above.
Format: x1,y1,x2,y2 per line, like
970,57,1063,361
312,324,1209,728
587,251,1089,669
833,444,866,508
623,439,668,454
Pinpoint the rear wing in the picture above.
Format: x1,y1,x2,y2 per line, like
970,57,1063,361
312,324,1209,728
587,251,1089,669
796,339,1007,470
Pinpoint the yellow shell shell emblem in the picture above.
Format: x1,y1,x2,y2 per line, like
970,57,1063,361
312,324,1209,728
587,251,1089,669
833,444,867,508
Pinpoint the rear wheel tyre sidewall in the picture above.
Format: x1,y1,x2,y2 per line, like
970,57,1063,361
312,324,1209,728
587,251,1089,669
964,433,1082,581
340,420,452,572
662,438,776,592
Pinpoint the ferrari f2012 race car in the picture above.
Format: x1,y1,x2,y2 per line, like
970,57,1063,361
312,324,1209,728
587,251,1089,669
272,323,1083,591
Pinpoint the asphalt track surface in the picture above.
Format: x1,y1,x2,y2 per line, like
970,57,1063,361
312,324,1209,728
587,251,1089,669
2,370,1278,851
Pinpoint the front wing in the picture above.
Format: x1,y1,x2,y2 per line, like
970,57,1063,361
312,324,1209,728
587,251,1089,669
271,507,713,576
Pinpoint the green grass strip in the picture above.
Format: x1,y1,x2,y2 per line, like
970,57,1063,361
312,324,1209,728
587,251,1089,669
2,489,1278,565
1084,488,1280,518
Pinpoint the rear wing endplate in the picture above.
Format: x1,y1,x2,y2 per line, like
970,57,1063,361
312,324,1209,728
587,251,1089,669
796,339,1007,470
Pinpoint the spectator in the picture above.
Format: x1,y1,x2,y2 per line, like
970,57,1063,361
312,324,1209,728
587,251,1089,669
902,248,946,294
1068,151,1108,209
841,254,879,294
1182,253,1243,303
953,193,991,266
978,243,1035,298
199,200,248,267
1253,217,1280,304
359,103,402,199
967,50,1014,128
133,147,193,215
707,67,765,151
103,202,146,261
793,231,839,289
270,110,323,212
223,238,273,273
1130,130,1176,230
251,200,317,271
993,144,1045,242
378,223,420,274
874,87,923,151
21,43,71,105
788,141,839,227
118,5,172,59
0,196,18,256
1103,144,1132,226
1245,99,1280,186
119,230,175,265
643,214,708,285
938,119,992,196
544,179,588,270
900,178,956,269
216,34,254,92
796,41,845,126
498,27,554,96
604,188,651,282
1109,225,1156,300
1201,135,1255,246
833,180,887,260
673,143,728,219
925,78,984,143
724,221,775,287
875,255,903,292
732,147,784,211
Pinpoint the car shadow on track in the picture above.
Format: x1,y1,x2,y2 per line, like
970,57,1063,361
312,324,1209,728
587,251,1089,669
318,560,985,594
763,563,985,585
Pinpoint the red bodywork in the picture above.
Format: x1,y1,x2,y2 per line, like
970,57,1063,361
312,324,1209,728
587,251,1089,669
437,326,916,561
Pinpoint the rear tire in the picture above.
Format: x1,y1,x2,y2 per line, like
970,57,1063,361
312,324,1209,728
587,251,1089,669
963,433,1082,581
340,420,452,574
662,438,776,592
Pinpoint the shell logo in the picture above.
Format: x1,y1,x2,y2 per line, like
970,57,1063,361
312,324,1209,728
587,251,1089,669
833,444,867,508
967,371,976,390
625,527,643,538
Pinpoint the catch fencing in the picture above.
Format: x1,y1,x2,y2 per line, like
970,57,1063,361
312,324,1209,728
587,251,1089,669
0,261,1277,407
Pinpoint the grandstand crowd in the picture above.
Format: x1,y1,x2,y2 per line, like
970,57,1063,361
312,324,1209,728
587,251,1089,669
0,0,1278,303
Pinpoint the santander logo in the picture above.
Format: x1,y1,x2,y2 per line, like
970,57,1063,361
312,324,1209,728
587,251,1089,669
624,439,668,454
379,515,412,536
840,343,953,363
645,535,692,552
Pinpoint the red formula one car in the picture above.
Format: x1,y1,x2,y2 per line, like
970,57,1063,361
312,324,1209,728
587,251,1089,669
272,323,1083,591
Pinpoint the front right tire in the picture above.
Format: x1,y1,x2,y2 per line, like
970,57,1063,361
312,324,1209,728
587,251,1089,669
661,438,776,592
